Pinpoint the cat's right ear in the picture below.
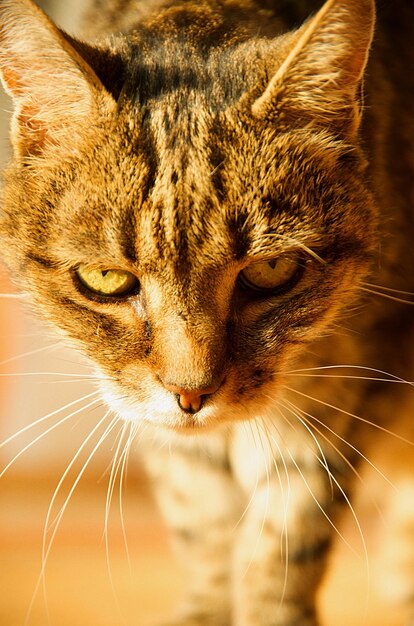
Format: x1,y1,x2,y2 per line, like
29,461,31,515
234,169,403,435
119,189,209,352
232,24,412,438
0,0,115,159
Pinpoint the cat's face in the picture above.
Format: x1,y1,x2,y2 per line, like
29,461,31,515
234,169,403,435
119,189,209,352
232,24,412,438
0,0,376,432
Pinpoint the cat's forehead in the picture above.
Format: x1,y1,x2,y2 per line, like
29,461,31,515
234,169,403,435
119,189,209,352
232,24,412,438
55,78,353,279
131,109,279,264
60,105,341,276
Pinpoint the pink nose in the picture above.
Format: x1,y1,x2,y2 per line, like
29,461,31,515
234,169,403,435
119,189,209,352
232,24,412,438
163,381,223,414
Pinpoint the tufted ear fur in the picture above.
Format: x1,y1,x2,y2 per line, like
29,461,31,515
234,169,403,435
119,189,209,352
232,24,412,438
252,0,375,139
0,0,114,159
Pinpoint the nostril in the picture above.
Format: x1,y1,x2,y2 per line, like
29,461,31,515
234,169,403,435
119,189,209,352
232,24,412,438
162,378,224,414
176,390,204,414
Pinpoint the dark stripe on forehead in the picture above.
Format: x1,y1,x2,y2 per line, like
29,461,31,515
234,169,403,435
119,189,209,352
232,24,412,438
227,212,251,260
117,208,138,263
209,139,226,203
121,107,159,263
138,108,159,202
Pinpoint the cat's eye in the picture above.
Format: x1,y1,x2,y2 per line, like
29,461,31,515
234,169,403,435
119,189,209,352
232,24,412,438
239,254,302,294
75,265,139,298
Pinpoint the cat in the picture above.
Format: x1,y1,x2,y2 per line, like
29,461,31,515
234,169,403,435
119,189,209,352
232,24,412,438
0,0,413,625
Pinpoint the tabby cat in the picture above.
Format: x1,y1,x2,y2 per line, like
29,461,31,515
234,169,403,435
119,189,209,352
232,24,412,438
0,0,413,624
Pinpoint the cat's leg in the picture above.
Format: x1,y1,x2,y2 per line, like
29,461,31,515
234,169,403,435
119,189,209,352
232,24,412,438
231,427,347,626
143,432,242,626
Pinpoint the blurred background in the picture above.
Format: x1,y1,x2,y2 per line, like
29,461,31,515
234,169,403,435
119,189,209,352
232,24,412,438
0,1,412,625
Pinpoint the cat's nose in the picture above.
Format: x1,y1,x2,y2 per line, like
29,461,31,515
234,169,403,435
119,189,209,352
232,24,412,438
163,380,223,414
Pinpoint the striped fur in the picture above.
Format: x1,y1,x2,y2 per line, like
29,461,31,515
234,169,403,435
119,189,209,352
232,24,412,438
0,0,413,624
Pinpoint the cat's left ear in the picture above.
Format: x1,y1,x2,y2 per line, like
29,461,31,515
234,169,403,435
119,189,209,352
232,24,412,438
0,0,115,159
252,0,375,139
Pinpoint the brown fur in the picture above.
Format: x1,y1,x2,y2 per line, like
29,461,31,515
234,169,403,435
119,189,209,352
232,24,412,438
0,0,413,624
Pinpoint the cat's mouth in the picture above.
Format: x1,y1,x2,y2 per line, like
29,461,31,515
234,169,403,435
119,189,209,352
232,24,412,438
98,374,221,431
98,367,276,432
170,411,216,433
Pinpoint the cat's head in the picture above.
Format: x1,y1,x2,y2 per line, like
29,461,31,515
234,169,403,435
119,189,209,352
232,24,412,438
0,0,377,432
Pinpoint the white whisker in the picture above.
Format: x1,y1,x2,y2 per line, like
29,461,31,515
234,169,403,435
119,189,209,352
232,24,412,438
259,419,291,616
285,386,414,446
0,293,26,299
0,371,104,379
284,364,414,386
24,412,119,626
282,398,395,491
362,281,414,296
46,410,116,532
294,242,326,265
318,455,370,578
281,442,356,555
119,422,139,576
104,420,129,544
0,342,62,366
0,390,100,449
269,404,357,552
285,373,413,385
360,285,414,305
241,420,271,578
277,400,334,497
104,419,130,621
35,378,104,385
233,420,261,531
282,399,389,532
0,396,102,477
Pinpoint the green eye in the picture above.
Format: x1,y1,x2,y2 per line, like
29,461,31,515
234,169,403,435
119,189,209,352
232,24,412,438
239,254,302,293
76,265,139,297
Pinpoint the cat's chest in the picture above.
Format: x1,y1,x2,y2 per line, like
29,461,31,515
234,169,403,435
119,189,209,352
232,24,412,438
140,417,317,494
229,418,319,494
